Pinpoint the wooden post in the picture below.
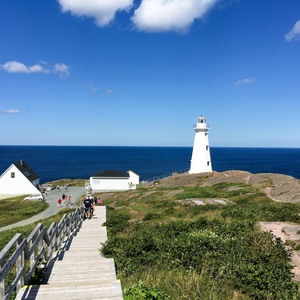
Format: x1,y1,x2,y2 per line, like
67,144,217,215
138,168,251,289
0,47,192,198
16,239,25,292
0,257,5,300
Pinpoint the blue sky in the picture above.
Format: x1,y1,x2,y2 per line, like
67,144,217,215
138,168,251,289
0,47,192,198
1,0,300,147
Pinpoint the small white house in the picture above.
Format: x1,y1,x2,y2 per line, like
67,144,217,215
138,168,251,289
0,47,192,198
0,160,41,196
90,169,140,192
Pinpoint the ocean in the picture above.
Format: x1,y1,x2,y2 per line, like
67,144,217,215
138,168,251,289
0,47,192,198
0,146,300,183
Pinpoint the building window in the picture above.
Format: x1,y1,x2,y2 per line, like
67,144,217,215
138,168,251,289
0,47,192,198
11,172,15,178
206,145,209,150
207,162,210,166
205,133,207,136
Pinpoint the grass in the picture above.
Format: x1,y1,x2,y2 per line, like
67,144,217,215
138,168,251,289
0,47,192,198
0,207,76,252
99,177,300,299
0,196,48,227
44,178,86,187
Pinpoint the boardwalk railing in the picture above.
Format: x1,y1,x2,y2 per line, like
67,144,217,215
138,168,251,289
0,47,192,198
0,206,84,300
142,168,189,184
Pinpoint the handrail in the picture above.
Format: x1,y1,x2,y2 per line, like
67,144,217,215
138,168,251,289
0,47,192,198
142,168,189,184
0,206,85,300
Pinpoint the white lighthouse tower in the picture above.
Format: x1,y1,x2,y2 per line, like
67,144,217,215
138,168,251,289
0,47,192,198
189,115,212,174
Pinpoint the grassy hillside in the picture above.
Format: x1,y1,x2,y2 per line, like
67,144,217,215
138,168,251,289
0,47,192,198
96,172,300,299
0,196,48,227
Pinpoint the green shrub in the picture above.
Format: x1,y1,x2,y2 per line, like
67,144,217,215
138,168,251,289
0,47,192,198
103,208,130,236
222,203,300,222
143,213,161,221
124,281,169,300
102,218,299,299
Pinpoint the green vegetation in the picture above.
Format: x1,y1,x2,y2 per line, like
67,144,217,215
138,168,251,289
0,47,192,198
0,207,76,300
45,178,86,187
0,196,48,227
98,178,300,299
0,207,75,252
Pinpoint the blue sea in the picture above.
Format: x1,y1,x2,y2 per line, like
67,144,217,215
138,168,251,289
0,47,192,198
0,146,300,183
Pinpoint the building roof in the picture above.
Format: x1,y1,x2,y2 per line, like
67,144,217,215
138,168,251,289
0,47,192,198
14,160,40,182
127,169,140,176
92,169,129,178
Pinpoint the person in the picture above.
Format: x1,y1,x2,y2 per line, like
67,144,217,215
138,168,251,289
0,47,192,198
94,197,97,205
83,196,93,219
98,198,102,205
68,196,71,206
58,198,62,207
62,194,65,201
91,197,95,215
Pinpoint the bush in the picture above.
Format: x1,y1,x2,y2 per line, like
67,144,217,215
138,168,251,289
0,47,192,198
103,208,130,236
124,281,169,300
222,203,300,222
143,213,161,221
101,218,299,299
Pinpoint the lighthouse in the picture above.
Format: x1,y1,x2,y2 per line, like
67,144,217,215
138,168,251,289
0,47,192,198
189,115,212,174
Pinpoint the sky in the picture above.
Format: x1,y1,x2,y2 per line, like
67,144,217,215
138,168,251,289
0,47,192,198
1,0,300,147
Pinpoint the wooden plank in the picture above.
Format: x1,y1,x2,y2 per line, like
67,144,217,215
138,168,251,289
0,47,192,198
16,206,123,300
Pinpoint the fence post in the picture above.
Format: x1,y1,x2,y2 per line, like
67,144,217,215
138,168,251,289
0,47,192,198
16,239,25,292
0,259,5,300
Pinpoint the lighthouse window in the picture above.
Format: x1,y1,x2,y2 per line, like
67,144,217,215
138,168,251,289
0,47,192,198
205,133,207,136
11,172,15,178
207,162,210,166
206,145,209,150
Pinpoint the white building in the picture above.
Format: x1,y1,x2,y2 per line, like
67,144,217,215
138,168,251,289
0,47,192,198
189,115,212,174
90,169,140,192
0,160,41,196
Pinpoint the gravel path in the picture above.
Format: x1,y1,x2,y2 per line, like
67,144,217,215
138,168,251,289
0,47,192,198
0,186,86,232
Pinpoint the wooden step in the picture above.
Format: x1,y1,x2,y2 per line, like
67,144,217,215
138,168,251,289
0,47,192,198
16,206,123,300
16,281,123,300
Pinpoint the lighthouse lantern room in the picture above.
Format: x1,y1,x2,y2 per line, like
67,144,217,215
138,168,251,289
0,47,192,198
189,115,212,174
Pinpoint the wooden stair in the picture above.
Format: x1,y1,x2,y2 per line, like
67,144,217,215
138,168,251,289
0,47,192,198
16,206,123,300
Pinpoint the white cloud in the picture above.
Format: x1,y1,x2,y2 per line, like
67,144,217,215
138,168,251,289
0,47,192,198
106,89,114,94
1,61,30,73
0,61,70,76
29,64,49,73
53,63,70,78
89,84,100,93
132,0,219,32
285,20,300,41
57,0,133,27
2,109,21,114
235,78,255,86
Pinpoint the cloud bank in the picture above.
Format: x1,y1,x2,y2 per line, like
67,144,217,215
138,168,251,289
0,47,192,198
1,61,70,78
57,0,219,32
235,78,255,86
285,20,300,41
57,0,133,26
1,61,49,74
2,109,21,114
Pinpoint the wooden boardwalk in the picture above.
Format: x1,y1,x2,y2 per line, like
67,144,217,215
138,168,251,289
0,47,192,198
16,206,123,300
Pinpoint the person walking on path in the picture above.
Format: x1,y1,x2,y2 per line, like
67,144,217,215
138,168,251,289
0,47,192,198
58,198,62,207
68,196,71,206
